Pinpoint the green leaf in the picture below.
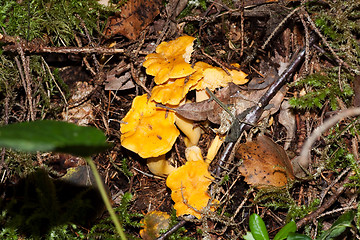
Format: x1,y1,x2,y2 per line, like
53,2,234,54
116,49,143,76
243,232,256,240
0,120,109,157
249,213,269,240
273,220,296,240
287,233,312,240
316,211,355,240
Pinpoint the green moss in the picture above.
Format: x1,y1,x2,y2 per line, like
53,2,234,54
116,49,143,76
0,0,113,46
289,68,353,110
307,0,360,71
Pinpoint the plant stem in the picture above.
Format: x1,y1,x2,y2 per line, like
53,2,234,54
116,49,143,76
85,156,127,240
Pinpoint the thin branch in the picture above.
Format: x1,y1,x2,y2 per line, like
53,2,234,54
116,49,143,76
0,33,149,55
295,107,360,175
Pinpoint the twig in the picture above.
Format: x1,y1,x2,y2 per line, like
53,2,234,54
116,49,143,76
319,167,350,205
295,107,360,175
0,33,149,55
261,7,301,49
302,11,353,73
296,171,352,229
201,49,231,75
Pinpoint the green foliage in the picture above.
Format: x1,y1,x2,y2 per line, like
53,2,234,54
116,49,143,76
2,168,103,237
0,0,112,46
244,211,354,240
289,68,353,110
0,120,110,157
244,214,295,240
317,211,355,240
254,187,296,210
0,120,126,239
274,220,296,240
248,213,270,240
0,54,69,119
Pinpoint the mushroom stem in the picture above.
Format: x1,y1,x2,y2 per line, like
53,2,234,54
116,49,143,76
185,146,204,162
206,135,225,164
175,114,202,147
196,89,210,102
147,155,176,177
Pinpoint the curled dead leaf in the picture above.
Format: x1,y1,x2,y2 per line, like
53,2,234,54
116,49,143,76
236,135,295,188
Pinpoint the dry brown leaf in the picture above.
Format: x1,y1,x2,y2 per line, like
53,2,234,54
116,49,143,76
236,135,295,188
173,78,286,129
104,0,161,40
105,61,134,91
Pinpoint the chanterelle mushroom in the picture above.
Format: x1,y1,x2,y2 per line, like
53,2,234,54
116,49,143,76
120,94,179,158
166,146,217,219
143,36,196,85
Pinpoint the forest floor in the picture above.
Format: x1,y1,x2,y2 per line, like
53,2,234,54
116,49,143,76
0,0,360,239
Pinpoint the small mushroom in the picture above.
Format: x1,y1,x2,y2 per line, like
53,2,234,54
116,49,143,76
143,36,196,85
150,74,201,106
146,155,176,177
166,146,217,219
205,134,225,163
175,114,202,147
120,94,179,158
192,61,248,102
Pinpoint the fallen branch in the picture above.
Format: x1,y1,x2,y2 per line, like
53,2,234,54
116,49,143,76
0,33,149,55
293,107,360,176
217,31,319,175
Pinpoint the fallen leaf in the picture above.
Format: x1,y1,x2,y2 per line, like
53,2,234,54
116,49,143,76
104,0,161,40
278,101,296,150
105,61,134,91
140,211,170,240
236,135,295,187
172,79,286,131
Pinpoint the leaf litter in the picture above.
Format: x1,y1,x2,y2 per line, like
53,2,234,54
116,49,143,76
1,0,360,239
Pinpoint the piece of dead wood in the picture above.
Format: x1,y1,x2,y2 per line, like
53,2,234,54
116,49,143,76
0,33,149,55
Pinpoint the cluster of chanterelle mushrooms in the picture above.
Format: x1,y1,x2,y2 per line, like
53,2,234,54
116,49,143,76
120,36,248,219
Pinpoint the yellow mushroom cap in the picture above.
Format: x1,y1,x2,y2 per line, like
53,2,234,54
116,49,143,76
150,74,201,106
120,94,179,158
229,63,248,85
166,146,216,219
193,61,248,91
143,36,196,85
